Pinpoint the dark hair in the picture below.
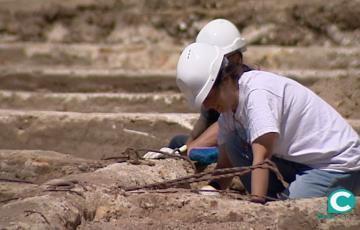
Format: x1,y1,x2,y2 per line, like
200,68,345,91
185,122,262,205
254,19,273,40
225,49,243,59
213,56,241,87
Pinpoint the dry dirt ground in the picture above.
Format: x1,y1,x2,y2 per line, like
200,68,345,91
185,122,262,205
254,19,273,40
0,0,360,229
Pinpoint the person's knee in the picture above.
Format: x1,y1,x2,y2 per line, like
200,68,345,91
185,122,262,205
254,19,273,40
287,170,338,199
287,182,324,199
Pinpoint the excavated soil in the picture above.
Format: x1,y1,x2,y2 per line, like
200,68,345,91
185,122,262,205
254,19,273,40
0,0,359,46
1,157,360,229
1,0,360,229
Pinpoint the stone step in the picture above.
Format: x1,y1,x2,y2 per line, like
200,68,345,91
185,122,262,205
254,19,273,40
0,91,191,113
0,110,359,160
0,66,359,92
1,43,360,70
0,110,198,160
0,86,359,120
0,67,176,92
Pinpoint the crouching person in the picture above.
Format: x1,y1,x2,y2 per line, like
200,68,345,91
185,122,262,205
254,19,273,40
176,42,360,203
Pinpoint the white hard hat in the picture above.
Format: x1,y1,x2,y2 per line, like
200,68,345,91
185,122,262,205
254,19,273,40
176,42,223,109
196,19,247,54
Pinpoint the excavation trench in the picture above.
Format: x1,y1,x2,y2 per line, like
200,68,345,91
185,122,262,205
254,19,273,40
0,110,359,161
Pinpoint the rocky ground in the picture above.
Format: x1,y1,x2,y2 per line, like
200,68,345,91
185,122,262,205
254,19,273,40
0,0,360,229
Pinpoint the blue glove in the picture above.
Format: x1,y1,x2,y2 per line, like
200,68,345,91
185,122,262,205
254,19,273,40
188,147,218,165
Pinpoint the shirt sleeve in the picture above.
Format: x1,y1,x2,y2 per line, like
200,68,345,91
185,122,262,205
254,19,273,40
245,89,281,143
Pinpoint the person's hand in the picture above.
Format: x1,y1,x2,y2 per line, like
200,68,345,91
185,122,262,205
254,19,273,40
143,147,180,159
198,185,220,196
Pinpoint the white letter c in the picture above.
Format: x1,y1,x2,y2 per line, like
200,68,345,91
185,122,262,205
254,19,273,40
330,191,351,212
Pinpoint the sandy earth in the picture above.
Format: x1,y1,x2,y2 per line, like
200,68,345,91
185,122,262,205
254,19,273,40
1,156,360,229
0,0,360,229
